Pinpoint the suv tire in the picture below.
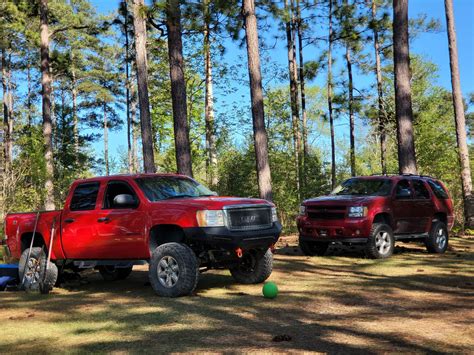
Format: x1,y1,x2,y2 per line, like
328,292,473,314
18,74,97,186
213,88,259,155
19,247,58,294
299,239,329,256
149,242,199,297
365,223,395,259
230,248,273,284
425,221,448,254
98,265,133,281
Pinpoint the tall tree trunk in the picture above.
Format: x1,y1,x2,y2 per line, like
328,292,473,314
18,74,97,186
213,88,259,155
71,56,79,155
1,49,10,170
27,62,33,128
124,0,132,174
284,0,301,198
242,0,273,201
296,0,309,169
132,0,155,173
6,50,13,165
328,0,336,189
393,0,417,174
204,0,218,187
131,81,139,173
103,103,109,176
444,0,473,227
372,0,387,175
166,0,193,177
40,0,55,210
345,44,355,176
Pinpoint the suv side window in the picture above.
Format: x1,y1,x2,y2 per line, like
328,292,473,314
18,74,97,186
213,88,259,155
103,181,139,209
413,180,430,199
395,179,412,199
70,182,100,211
427,180,449,199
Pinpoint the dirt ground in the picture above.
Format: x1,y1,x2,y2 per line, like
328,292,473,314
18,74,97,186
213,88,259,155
1,235,473,354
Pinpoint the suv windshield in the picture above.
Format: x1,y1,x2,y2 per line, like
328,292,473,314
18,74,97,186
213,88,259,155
331,178,392,196
135,176,215,201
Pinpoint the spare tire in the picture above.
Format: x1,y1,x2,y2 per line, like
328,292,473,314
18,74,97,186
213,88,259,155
19,247,58,294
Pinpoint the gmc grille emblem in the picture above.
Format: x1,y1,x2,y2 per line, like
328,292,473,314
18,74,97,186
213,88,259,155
240,215,257,224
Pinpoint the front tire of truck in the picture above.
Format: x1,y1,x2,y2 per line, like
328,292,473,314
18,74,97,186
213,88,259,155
149,242,199,297
365,223,394,259
230,248,273,284
19,247,58,294
98,266,133,281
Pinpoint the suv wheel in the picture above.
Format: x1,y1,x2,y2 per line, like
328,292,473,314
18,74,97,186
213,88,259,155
425,221,448,254
19,247,58,294
98,265,133,281
230,248,273,284
299,239,329,256
149,242,199,297
365,223,395,259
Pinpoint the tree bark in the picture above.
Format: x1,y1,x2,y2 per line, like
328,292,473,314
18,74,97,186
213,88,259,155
328,0,336,189
124,0,132,174
345,44,355,177
372,0,387,175
204,0,218,187
132,0,155,173
71,53,79,155
242,0,273,201
40,0,55,211
27,62,33,128
393,0,417,175
1,49,11,170
444,0,474,227
131,80,139,173
103,103,109,176
166,0,193,177
284,0,301,197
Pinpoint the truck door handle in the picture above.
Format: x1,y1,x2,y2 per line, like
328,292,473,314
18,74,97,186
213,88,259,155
98,217,110,223
64,218,75,223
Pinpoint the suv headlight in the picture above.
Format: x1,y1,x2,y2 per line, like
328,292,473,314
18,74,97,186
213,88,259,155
271,207,278,222
348,206,368,218
299,205,306,216
196,210,225,227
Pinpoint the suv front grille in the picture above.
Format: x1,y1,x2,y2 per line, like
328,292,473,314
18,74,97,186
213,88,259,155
307,205,346,220
225,206,272,231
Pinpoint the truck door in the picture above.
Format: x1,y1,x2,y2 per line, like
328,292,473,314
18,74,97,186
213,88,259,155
61,181,103,259
411,179,434,233
392,179,415,234
94,180,149,259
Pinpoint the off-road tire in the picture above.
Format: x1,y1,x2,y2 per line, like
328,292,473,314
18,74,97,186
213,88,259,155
230,248,273,284
98,265,133,281
299,239,329,256
425,221,448,254
149,243,199,297
19,247,58,294
365,223,395,259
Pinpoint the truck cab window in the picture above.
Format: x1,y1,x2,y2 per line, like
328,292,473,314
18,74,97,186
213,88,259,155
103,181,138,209
395,179,412,199
413,180,430,199
70,182,100,211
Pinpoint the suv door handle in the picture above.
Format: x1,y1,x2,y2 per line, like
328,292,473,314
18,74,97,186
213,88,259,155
97,217,110,223
64,218,75,223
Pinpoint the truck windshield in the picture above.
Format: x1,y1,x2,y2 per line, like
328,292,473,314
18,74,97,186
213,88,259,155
135,176,216,201
331,178,392,196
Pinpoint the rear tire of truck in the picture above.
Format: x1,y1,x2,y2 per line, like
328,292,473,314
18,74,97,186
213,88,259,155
98,265,133,281
365,223,394,259
19,247,58,294
425,221,448,254
299,239,329,256
230,248,273,284
149,242,199,297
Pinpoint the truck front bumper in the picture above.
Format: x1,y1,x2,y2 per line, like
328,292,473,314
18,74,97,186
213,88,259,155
183,222,282,250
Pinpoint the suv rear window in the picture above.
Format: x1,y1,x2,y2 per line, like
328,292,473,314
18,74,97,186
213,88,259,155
427,180,449,199
70,182,100,211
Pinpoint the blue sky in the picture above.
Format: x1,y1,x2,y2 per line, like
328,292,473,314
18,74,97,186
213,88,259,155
91,0,474,171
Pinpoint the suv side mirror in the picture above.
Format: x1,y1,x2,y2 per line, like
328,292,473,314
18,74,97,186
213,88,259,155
396,189,412,199
113,194,137,208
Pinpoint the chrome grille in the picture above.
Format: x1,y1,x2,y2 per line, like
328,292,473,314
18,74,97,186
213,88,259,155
307,205,346,220
225,205,272,231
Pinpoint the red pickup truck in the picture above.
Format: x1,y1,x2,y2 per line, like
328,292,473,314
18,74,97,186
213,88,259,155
3,174,281,296
297,175,454,259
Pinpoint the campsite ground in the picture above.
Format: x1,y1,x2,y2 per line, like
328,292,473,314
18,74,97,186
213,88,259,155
1,235,473,353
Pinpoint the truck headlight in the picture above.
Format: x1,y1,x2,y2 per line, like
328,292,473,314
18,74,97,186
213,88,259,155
196,210,225,227
299,205,306,216
271,207,278,222
348,206,367,218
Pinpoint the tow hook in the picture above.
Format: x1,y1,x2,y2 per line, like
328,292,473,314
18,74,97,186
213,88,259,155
235,248,243,258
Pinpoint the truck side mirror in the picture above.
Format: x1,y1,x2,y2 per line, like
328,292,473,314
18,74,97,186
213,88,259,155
113,194,137,208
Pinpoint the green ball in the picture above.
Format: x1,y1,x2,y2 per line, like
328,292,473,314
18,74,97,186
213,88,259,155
262,281,278,299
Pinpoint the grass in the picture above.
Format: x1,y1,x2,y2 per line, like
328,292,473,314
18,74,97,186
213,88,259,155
0,235,473,353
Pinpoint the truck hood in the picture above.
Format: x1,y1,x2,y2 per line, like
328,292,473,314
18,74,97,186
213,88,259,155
152,196,273,210
303,195,381,206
